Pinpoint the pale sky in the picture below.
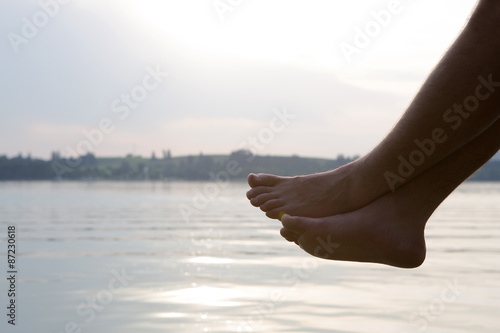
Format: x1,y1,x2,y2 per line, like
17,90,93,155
1,0,479,159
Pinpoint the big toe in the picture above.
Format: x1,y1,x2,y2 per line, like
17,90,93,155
247,173,282,188
281,214,315,234
280,228,300,244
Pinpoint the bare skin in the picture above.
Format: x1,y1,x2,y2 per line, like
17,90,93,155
247,0,500,220
247,164,355,219
279,120,500,268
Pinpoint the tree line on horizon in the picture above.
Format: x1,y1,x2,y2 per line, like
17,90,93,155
0,150,499,182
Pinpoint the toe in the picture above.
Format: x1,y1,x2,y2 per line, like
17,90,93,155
246,186,272,200
247,173,258,187
281,214,314,234
260,199,285,213
251,193,279,207
280,228,299,242
247,173,282,187
266,207,287,220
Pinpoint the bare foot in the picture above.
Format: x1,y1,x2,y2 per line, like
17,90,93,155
277,120,500,268
278,190,428,269
246,162,379,219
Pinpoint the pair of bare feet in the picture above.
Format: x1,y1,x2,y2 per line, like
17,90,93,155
244,0,500,268
246,121,500,268
246,167,428,269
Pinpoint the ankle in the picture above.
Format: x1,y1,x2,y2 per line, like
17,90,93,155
345,156,386,203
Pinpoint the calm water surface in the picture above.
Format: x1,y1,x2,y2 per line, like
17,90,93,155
0,181,499,333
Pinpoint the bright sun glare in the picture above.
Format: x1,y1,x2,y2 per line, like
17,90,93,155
126,0,349,69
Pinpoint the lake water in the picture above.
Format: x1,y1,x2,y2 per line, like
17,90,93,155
0,181,499,333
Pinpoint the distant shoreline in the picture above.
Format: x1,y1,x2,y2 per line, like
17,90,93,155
0,179,497,183
1,150,499,182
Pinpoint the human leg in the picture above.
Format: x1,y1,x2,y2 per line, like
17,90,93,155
280,120,499,268
247,0,500,219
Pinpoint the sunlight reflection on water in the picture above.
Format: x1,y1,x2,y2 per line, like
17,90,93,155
0,181,499,333
151,286,246,307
